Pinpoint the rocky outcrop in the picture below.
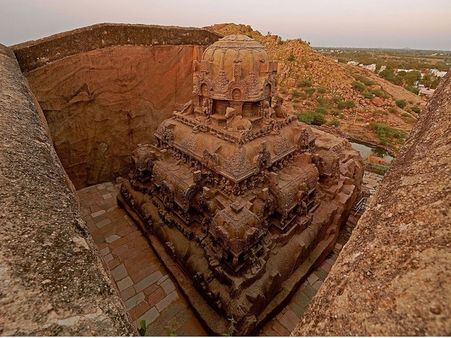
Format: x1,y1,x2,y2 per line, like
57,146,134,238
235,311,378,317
13,24,221,189
0,43,134,335
293,73,451,335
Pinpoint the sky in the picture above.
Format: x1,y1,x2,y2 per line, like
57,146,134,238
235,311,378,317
1,0,451,50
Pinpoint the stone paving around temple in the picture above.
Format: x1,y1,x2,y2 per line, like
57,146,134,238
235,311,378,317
77,171,381,336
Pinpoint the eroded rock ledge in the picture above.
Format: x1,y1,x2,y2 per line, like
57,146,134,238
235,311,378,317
293,72,451,335
0,43,134,335
12,23,221,73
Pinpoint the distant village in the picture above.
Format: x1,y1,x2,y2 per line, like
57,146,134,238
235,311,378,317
345,61,446,97
316,48,450,98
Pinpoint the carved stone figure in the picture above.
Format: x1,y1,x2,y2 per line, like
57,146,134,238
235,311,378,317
118,34,364,335
180,99,193,115
130,144,155,183
262,100,273,119
272,95,286,118
255,141,271,171
201,97,212,116
225,107,252,131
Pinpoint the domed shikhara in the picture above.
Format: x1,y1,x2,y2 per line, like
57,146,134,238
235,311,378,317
193,34,277,103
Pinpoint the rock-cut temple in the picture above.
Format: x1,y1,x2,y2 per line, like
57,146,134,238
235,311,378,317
118,34,364,335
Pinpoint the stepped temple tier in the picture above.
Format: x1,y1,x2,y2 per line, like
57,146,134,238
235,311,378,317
118,34,364,335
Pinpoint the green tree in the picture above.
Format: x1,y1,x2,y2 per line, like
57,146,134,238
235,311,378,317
411,105,421,114
297,79,312,87
380,68,402,85
298,111,326,125
395,99,407,109
328,118,340,127
337,100,355,109
402,71,421,86
352,81,366,92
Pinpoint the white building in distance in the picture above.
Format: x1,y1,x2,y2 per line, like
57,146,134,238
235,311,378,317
430,69,448,78
359,64,377,72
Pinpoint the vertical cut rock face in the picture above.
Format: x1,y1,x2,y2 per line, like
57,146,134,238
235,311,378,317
25,45,204,189
293,72,451,336
0,43,134,336
14,24,221,189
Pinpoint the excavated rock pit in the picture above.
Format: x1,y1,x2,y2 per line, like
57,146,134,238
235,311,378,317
2,22,449,336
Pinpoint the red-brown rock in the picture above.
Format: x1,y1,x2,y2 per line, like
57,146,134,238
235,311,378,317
372,96,384,107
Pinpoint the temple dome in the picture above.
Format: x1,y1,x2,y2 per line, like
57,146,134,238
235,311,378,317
193,34,278,102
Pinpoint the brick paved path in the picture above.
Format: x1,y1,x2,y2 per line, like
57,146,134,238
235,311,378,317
77,178,371,335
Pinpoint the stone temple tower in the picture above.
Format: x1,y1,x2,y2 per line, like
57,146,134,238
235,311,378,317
193,34,278,110
118,34,364,335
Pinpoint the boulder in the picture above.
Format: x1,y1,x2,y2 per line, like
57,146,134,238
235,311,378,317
372,96,384,107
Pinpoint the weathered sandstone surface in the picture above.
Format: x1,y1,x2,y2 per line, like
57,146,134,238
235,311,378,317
293,73,451,335
0,43,134,335
25,45,205,189
14,24,220,189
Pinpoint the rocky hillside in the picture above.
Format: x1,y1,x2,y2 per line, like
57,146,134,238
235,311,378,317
206,23,425,153
293,71,451,337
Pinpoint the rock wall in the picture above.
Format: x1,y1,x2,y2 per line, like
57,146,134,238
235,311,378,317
13,24,221,189
293,72,451,335
0,43,135,335
13,23,221,73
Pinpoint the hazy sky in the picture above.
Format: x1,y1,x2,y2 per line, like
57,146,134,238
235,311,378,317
1,0,451,50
